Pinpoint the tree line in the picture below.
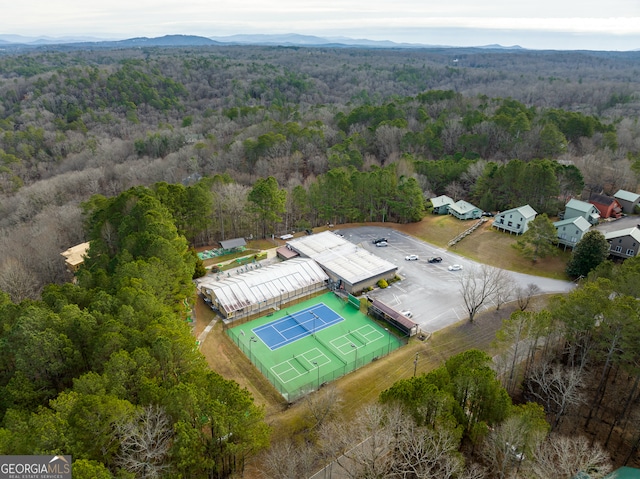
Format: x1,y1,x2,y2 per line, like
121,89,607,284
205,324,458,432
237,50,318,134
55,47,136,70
0,186,269,478
1,46,639,301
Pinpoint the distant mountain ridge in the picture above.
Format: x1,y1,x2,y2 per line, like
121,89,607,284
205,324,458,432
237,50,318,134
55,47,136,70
0,33,524,50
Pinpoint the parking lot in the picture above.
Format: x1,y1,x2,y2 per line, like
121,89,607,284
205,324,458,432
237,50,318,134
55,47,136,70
334,226,575,334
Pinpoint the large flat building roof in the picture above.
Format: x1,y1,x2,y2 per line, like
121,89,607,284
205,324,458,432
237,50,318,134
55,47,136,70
287,231,397,286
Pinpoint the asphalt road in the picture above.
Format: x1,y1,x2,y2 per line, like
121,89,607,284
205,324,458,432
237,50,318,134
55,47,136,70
593,214,640,234
334,226,576,334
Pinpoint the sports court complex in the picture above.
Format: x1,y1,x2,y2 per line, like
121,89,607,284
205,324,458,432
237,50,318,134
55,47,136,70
228,292,405,402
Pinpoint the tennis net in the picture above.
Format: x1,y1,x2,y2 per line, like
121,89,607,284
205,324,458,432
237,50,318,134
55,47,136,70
287,312,314,334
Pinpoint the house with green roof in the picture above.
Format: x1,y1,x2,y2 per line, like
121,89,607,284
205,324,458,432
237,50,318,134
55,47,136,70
564,198,600,225
614,189,640,214
448,200,482,220
430,195,454,215
554,216,591,250
493,204,537,235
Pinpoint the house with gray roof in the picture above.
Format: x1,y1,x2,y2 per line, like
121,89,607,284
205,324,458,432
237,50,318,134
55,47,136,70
430,195,454,215
554,216,591,250
564,198,600,225
493,204,537,235
448,200,482,220
605,227,640,259
614,189,640,214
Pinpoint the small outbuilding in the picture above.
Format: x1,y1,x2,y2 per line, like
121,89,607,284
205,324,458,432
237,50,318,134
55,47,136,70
614,189,640,214
564,199,600,225
448,200,482,220
604,227,640,259
430,195,454,215
589,193,623,219
219,238,247,250
367,298,419,336
493,205,537,235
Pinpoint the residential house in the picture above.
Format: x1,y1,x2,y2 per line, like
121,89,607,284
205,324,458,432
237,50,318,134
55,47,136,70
553,216,591,250
564,198,600,225
448,200,482,220
589,193,623,219
60,242,90,274
604,227,640,259
493,205,537,235
614,189,640,214
430,195,454,215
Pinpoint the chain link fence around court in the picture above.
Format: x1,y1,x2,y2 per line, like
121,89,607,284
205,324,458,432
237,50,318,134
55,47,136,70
229,332,407,403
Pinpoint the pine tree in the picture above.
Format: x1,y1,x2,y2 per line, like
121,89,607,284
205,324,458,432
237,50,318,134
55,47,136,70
566,230,610,278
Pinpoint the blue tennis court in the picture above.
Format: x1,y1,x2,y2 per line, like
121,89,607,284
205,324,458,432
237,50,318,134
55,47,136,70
253,303,344,350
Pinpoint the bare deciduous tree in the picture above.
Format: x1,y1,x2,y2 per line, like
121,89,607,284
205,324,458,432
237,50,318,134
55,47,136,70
303,384,343,430
389,418,464,479
259,439,317,479
0,257,39,302
524,361,585,431
115,405,173,479
318,403,394,479
515,283,541,311
526,434,612,479
457,265,513,323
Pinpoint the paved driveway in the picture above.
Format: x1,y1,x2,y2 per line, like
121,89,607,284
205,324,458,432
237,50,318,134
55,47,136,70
593,215,639,234
334,226,575,334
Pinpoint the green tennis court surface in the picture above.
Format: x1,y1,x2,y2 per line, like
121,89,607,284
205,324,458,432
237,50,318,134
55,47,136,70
228,292,405,402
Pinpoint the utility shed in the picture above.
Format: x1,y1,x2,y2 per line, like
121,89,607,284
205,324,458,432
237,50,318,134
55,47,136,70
219,238,247,249
198,257,328,319
287,231,398,294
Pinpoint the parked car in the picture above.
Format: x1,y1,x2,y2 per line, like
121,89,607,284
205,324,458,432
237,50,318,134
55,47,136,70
428,257,443,263
372,237,388,244
448,264,463,271
400,310,413,318
375,241,388,247
481,211,494,217
405,254,419,261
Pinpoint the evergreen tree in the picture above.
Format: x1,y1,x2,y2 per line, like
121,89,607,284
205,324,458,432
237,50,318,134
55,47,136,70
566,230,610,278
513,214,558,263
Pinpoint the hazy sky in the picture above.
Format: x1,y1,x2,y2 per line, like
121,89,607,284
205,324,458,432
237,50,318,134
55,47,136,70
4,0,640,50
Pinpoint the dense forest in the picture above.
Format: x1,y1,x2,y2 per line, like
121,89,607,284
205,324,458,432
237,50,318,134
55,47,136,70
1,44,640,477
1,45,639,298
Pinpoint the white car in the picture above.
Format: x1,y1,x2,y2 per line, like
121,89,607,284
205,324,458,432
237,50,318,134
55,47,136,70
405,254,419,261
376,241,388,247
400,310,413,318
448,264,463,271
